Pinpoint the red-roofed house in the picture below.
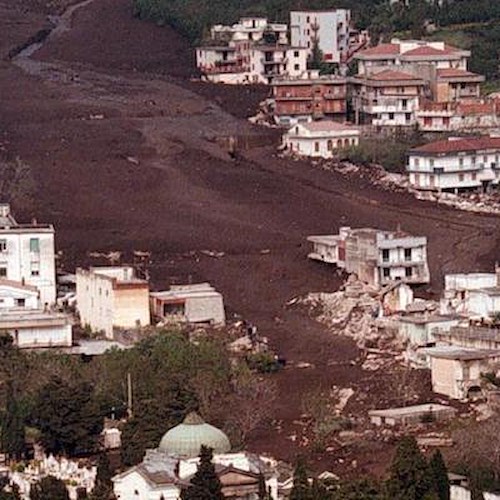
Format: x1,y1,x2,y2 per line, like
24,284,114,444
407,136,500,191
354,38,469,76
350,69,426,126
434,68,484,103
283,121,360,157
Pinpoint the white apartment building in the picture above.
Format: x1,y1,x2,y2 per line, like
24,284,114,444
350,69,425,126
0,204,55,306
307,226,429,287
407,136,500,192
76,266,150,339
290,10,351,64
196,17,307,84
283,121,359,158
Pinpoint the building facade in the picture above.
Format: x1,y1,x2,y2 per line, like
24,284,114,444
272,72,347,125
350,69,425,126
307,226,430,287
196,17,308,84
407,136,500,192
283,121,359,158
76,266,150,339
0,204,56,306
150,283,226,326
290,10,351,64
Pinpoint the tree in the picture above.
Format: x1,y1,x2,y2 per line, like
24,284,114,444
0,477,21,500
385,436,434,500
429,450,450,500
30,476,70,500
89,453,113,500
181,446,224,500
289,456,311,500
31,377,103,456
0,382,25,461
258,473,267,500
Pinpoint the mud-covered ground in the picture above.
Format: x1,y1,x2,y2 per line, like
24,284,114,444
1,0,499,476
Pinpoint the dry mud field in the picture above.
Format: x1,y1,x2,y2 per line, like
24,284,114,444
1,0,500,475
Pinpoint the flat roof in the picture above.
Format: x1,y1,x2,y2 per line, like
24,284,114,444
369,403,455,418
307,235,341,245
424,346,500,361
399,314,459,325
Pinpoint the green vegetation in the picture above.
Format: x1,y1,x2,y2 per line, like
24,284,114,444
181,445,224,500
0,331,275,463
30,476,70,500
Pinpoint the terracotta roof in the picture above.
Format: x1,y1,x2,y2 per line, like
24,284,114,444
403,45,460,57
410,136,500,155
368,69,421,81
356,43,400,57
437,68,483,80
456,101,495,115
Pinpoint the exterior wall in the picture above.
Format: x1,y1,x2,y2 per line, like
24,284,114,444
467,290,500,318
113,471,179,500
399,318,460,346
308,241,340,264
0,230,56,305
0,286,39,309
407,149,500,191
113,287,151,330
185,295,225,325
14,323,72,348
284,134,358,158
290,10,351,63
431,357,460,398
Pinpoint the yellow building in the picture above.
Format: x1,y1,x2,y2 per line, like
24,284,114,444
76,266,150,339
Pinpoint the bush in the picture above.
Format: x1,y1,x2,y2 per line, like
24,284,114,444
246,352,281,374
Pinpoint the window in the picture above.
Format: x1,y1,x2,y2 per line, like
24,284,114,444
15,298,25,307
31,262,39,277
388,112,394,120
0,267,6,278
404,248,412,261
382,249,390,262
471,156,476,165
402,99,408,109
484,155,487,163
294,64,300,71
429,159,434,168
0,239,6,252
306,16,310,23
327,140,333,151
459,173,464,182
294,51,299,58
414,158,420,168
30,238,40,253
472,172,477,181
405,267,413,278
405,113,411,122
314,142,320,152
459,158,463,168
383,268,390,278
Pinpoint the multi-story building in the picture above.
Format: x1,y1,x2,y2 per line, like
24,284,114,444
290,10,351,64
307,226,430,287
407,136,500,192
416,99,500,133
432,68,484,103
350,69,426,126
76,266,150,339
272,71,347,125
196,17,308,84
283,121,359,158
354,39,470,77
0,204,55,306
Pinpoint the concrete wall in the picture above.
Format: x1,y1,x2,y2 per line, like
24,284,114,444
185,295,225,325
431,357,460,398
113,287,150,330
0,230,56,305
467,290,500,318
0,286,39,309
14,323,72,348
284,134,358,158
113,470,179,500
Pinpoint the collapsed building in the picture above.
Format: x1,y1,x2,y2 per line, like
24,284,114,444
307,226,430,287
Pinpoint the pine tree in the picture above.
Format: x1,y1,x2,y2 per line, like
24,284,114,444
89,453,113,500
385,436,434,500
30,476,70,500
289,456,311,500
0,382,25,461
181,446,224,500
429,450,450,500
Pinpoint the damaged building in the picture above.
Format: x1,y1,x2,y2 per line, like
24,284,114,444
307,226,430,287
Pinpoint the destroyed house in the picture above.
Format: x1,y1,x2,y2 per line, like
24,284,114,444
307,226,429,287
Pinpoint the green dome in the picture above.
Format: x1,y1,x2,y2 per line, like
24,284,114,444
158,412,231,458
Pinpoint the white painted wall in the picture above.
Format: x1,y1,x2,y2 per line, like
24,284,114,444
0,230,56,306
113,470,180,500
0,285,39,309
14,323,72,348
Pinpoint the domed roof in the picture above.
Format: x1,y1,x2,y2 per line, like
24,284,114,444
158,412,231,458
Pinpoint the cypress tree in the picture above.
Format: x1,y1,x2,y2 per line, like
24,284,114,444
385,436,434,500
258,473,267,500
0,382,25,461
429,450,450,500
289,456,311,500
30,476,70,500
181,446,224,500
